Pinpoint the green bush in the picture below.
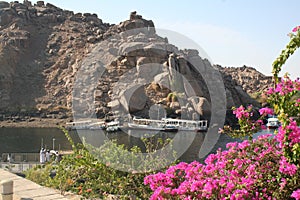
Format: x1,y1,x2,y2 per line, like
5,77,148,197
26,129,176,199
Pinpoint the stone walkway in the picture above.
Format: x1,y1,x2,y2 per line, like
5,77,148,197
0,169,80,200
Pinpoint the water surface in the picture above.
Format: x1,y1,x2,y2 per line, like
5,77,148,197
0,127,274,162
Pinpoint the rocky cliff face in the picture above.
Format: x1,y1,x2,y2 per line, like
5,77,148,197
0,0,110,117
0,1,271,124
217,65,273,95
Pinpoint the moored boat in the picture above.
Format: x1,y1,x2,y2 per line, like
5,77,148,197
106,121,121,132
266,117,280,129
162,118,208,132
128,117,165,131
127,117,208,132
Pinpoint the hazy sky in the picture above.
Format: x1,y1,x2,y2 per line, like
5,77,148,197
31,0,300,79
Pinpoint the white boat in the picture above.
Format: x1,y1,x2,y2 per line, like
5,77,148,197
128,117,178,132
266,117,280,129
128,117,165,131
127,117,208,132
106,121,121,132
162,118,208,132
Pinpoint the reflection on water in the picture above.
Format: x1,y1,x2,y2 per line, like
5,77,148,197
0,128,81,154
253,128,275,138
75,128,206,162
0,127,277,162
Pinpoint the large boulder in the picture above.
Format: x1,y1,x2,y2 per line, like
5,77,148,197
154,72,170,89
136,62,162,80
118,41,145,56
188,96,211,119
36,1,45,7
119,85,148,113
136,56,163,66
124,11,155,33
0,8,15,26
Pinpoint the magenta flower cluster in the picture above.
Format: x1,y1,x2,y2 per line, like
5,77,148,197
292,189,300,200
267,76,300,96
233,105,252,119
292,26,300,32
259,107,274,116
145,135,298,199
277,118,300,148
279,156,298,176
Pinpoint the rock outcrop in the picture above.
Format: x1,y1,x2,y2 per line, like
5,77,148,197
0,1,271,125
217,65,273,95
0,0,110,117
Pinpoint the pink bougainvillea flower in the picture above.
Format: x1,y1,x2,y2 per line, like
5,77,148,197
291,189,300,200
259,107,274,116
233,105,250,119
279,156,298,176
266,87,274,95
261,124,267,130
292,26,300,32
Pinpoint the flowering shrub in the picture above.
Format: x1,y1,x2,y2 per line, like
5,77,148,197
145,135,299,199
266,75,300,122
220,105,265,140
145,27,300,199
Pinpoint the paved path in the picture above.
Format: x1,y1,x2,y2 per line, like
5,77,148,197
0,169,80,200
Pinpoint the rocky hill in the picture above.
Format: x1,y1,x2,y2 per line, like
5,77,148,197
216,65,273,95
0,1,272,126
0,0,111,119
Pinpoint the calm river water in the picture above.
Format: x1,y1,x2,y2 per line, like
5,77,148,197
0,127,274,162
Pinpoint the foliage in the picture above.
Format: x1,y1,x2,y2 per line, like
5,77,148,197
220,105,263,140
266,75,300,123
48,141,153,199
166,92,178,103
145,26,300,199
86,136,176,173
273,26,300,83
265,75,300,165
26,129,176,199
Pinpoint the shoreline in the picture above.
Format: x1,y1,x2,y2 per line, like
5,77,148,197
0,117,70,128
